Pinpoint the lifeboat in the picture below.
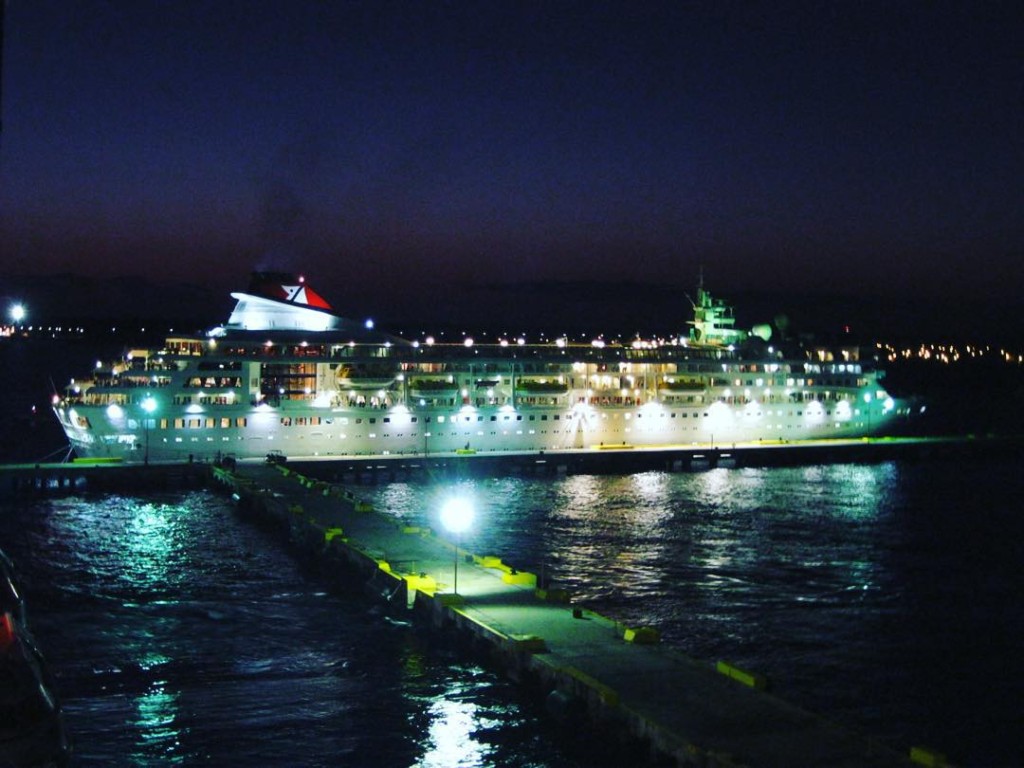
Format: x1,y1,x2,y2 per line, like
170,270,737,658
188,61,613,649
408,378,460,399
515,379,569,394
334,364,397,391
661,378,706,392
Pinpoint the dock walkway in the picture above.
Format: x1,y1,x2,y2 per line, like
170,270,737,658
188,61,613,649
220,463,916,768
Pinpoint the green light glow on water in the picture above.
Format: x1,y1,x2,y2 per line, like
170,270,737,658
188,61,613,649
6,490,629,768
138,651,171,671
53,496,190,598
124,504,175,581
132,680,184,765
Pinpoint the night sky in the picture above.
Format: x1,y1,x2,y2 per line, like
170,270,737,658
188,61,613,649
1,2,1021,333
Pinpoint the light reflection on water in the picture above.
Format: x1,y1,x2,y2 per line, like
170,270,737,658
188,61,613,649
133,681,182,764
2,459,1021,766
2,491,608,768
367,459,1024,766
415,696,488,768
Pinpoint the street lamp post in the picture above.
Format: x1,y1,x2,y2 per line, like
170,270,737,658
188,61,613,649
141,396,157,465
440,497,474,597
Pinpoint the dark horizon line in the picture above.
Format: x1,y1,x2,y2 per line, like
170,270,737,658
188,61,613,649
4,271,1024,345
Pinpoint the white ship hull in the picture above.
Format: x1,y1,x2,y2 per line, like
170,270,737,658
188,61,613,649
56,390,903,464
53,273,906,464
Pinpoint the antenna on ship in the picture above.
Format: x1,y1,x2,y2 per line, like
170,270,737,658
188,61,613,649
685,265,705,310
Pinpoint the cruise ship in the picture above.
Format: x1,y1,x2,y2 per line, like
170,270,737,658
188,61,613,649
54,273,904,463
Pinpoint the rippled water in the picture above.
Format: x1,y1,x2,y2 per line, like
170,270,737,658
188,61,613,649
3,457,1022,766
1,491,614,767
369,458,1024,766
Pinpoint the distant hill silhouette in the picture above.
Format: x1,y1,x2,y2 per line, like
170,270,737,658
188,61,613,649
3,273,230,329
4,273,1020,344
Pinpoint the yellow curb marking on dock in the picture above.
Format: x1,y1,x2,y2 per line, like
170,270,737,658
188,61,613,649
324,527,345,543
716,660,768,690
623,626,660,644
501,570,537,587
403,573,437,597
473,555,504,569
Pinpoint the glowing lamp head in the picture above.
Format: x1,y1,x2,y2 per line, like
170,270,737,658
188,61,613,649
9,303,26,323
141,396,157,414
440,498,474,535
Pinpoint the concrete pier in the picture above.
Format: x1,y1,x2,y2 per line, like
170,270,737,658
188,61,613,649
1,434,1015,497
212,461,922,768
257,434,1021,485
0,459,210,497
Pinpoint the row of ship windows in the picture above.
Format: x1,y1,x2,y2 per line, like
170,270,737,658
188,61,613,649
111,407,847,432
152,420,863,446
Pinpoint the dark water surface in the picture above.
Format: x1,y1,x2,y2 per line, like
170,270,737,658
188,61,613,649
2,458,1022,766
366,460,1024,766
1,490,615,767
2,339,1022,765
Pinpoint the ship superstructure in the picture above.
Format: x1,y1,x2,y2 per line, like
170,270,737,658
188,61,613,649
54,273,904,463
